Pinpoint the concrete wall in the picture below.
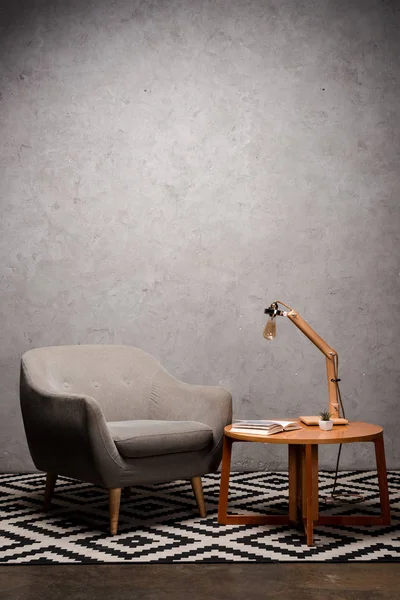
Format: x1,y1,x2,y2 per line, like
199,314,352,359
1,0,399,472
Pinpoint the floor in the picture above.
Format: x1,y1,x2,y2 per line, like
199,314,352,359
1,564,399,600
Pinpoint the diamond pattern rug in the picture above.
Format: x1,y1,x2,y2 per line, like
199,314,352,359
1,471,399,563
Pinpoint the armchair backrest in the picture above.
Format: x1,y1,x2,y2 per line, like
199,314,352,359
21,345,165,421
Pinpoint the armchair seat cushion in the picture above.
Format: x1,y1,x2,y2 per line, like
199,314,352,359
107,420,213,459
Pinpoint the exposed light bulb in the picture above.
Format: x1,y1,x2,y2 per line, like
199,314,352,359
263,317,276,341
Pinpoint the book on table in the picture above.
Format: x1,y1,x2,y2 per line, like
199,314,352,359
230,419,301,436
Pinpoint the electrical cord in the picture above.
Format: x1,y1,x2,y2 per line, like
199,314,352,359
331,355,343,497
326,356,363,504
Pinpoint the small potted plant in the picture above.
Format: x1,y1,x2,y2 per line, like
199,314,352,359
319,410,333,431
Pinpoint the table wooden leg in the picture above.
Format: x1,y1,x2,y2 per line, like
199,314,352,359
375,434,391,525
296,445,303,516
289,445,301,523
218,435,233,524
218,435,289,526
312,446,319,521
303,444,318,546
319,437,392,528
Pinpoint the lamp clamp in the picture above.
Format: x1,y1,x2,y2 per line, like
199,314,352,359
264,303,287,317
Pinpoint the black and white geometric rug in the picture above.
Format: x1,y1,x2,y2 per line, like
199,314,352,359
1,471,399,563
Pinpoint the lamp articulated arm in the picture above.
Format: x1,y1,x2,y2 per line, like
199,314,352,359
264,300,347,424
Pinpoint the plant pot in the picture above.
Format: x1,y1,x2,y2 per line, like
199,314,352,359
319,420,333,431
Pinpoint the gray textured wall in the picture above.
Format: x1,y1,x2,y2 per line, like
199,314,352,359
1,0,399,473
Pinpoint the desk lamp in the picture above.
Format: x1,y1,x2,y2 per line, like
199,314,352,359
264,300,348,425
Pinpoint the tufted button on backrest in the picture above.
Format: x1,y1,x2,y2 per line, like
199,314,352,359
21,345,165,422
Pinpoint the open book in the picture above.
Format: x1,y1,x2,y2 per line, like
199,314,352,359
230,419,301,436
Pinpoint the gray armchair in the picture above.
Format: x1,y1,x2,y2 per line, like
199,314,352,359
20,345,232,534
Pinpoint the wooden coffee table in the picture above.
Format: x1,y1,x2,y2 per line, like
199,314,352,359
217,422,391,545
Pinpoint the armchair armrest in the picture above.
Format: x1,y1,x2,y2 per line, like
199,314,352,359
149,369,232,445
20,364,124,488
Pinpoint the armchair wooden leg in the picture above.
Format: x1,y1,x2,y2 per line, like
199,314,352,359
123,487,131,499
191,476,207,518
108,488,121,535
43,473,57,511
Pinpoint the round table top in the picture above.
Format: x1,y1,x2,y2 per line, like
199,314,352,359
224,421,383,445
